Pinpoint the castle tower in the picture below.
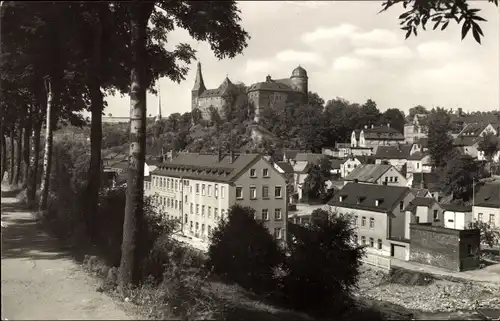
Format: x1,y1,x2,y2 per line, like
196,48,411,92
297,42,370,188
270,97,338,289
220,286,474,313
290,65,308,104
191,61,206,111
155,87,162,122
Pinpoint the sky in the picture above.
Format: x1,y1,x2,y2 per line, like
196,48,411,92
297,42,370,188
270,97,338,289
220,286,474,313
99,1,500,118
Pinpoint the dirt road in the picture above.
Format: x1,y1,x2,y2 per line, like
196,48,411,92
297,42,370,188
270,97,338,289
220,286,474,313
1,190,136,320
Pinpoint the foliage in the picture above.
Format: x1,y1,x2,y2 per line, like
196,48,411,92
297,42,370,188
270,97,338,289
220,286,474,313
280,209,363,316
379,108,406,133
469,220,500,248
478,132,500,162
427,107,453,168
206,204,284,294
439,155,480,201
302,156,332,203
379,0,498,44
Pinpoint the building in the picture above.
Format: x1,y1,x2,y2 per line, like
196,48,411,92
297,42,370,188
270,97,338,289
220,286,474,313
351,125,405,153
409,223,480,272
340,157,362,178
404,114,428,143
344,164,407,187
410,188,432,198
374,144,413,171
321,147,346,159
411,172,441,200
406,151,432,175
328,182,415,260
146,152,289,243
405,197,444,225
191,62,308,122
441,203,473,230
473,182,500,228
453,123,498,161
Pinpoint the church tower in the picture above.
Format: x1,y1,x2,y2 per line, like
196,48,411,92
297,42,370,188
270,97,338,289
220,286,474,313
290,65,308,104
155,87,162,122
191,62,206,111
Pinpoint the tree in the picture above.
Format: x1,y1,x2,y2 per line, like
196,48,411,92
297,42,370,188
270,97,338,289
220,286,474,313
281,209,363,316
427,108,453,168
469,220,500,248
360,99,381,127
302,156,332,203
206,204,284,294
308,91,325,109
379,0,498,44
439,155,480,201
118,0,250,289
379,108,406,133
191,108,202,125
408,105,428,119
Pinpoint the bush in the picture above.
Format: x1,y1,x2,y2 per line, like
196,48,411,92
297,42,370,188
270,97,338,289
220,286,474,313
206,204,285,295
279,209,364,317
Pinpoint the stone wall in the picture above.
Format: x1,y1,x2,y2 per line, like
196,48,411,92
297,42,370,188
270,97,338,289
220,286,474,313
409,223,480,272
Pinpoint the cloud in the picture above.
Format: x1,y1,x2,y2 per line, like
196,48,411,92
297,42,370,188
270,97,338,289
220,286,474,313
416,41,459,60
354,46,414,60
301,24,358,43
332,56,366,71
245,59,276,74
275,50,324,65
351,29,401,47
282,1,330,8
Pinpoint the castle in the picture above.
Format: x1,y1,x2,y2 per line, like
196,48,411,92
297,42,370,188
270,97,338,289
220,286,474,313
191,62,309,122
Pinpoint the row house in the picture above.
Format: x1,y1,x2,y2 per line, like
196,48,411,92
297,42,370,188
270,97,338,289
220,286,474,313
144,152,289,243
351,124,405,154
328,182,415,260
344,164,408,187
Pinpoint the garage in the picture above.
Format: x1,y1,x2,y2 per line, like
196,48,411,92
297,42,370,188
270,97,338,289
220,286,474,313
391,244,407,260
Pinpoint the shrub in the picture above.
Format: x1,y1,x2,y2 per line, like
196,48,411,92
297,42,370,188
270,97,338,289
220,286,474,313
280,209,364,317
206,204,285,295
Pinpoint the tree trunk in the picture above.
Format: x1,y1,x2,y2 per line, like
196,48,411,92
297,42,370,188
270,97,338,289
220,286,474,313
86,7,104,241
28,118,42,203
39,78,54,212
1,125,6,182
14,123,23,185
9,129,15,185
23,106,32,186
119,2,153,289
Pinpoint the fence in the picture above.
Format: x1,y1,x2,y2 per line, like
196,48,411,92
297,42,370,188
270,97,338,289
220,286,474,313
360,253,392,270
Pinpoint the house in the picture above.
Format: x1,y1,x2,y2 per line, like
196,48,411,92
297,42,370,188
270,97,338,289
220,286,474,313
322,147,346,159
406,151,432,175
473,182,500,228
274,161,296,204
344,164,407,187
453,123,498,161
374,144,413,171
404,114,428,143
328,182,415,260
409,223,480,272
405,197,444,225
341,157,362,178
284,153,326,201
351,124,405,153
148,152,289,243
410,188,432,198
441,203,473,230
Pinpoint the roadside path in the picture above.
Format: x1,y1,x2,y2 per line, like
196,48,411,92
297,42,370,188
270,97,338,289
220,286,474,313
1,189,136,320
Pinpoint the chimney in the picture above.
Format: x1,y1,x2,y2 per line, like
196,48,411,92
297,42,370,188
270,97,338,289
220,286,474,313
364,125,368,129
371,124,374,129
387,123,390,128
230,150,235,164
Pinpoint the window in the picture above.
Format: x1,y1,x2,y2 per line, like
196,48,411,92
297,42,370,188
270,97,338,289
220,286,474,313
184,214,188,223
236,186,243,199
196,204,199,215
184,195,188,203
201,224,205,234
202,205,205,217
175,200,178,209
275,208,282,220
467,244,473,256
275,186,282,198
489,214,495,226
353,234,358,244
221,186,226,199
208,225,211,235
190,221,193,231
262,209,269,221
214,184,219,197
208,206,212,218
190,186,192,193
202,184,206,196
250,168,256,177
175,180,178,191
369,237,374,247
190,203,193,214
377,239,382,250
433,210,439,221
353,216,358,226
274,228,282,239
415,216,420,223
361,236,366,245
348,164,351,169
208,185,212,196
385,177,388,183
361,217,366,226
369,218,375,228
416,163,420,169
250,186,257,199
262,186,269,199
214,208,218,219
478,213,483,222
263,168,269,177
196,183,200,194
394,176,398,183
399,201,404,211
195,222,199,230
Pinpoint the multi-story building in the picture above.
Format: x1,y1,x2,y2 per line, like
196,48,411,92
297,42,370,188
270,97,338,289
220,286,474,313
344,164,408,187
145,152,289,243
473,182,500,228
351,124,405,154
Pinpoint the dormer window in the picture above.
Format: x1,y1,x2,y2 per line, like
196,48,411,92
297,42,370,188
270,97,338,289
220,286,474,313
339,195,345,202
375,199,383,207
357,196,365,204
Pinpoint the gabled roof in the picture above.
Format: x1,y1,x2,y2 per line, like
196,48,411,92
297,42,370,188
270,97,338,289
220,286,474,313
474,183,500,208
275,161,294,174
374,144,413,160
247,77,295,93
345,164,393,183
440,203,472,212
458,122,491,137
414,137,429,148
410,188,431,197
354,126,405,141
294,153,324,164
151,152,262,183
330,159,345,170
328,182,410,213
408,151,429,161
284,149,306,160
405,197,436,211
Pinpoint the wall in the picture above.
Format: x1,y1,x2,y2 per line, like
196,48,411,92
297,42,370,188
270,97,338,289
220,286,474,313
409,224,480,272
407,155,432,174
330,206,391,256
197,96,224,120
388,192,415,240
376,167,408,187
444,210,473,230
341,159,361,178
234,157,288,241
473,205,500,227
